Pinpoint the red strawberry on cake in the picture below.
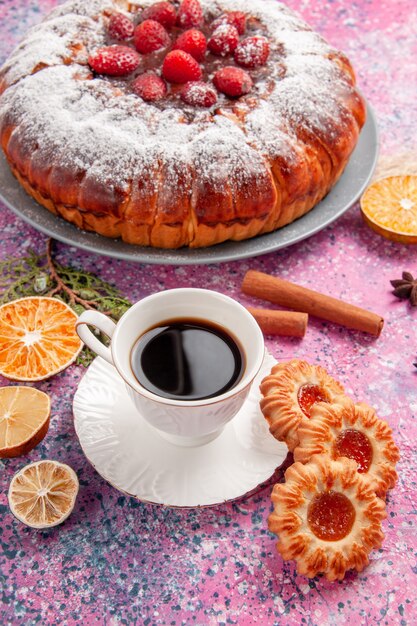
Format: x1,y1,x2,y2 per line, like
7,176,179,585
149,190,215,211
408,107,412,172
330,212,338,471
234,36,270,68
132,73,167,101
213,66,253,97
181,81,217,107
88,45,141,76
0,0,367,249
141,2,177,29
177,0,204,28
211,11,246,35
134,19,171,54
162,50,202,83
174,29,207,62
208,24,239,57
107,13,135,41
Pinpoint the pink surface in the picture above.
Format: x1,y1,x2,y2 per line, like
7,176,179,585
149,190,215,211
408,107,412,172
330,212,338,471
0,1,416,624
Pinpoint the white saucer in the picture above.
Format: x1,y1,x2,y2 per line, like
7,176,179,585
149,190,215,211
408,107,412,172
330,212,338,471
73,353,288,507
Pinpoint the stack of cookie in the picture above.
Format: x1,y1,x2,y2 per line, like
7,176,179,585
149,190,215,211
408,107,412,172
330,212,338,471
260,359,400,581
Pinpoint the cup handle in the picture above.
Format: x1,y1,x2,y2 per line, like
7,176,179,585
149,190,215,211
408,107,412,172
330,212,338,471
75,310,117,365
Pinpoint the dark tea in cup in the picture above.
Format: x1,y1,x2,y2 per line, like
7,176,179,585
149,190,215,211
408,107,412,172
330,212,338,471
130,318,245,401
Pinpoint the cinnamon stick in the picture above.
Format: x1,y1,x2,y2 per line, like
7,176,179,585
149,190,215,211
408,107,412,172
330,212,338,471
242,270,383,337
247,307,308,337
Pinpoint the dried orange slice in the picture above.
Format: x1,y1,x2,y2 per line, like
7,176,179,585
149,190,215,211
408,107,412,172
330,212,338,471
8,460,79,529
0,386,50,458
0,297,83,381
361,175,417,243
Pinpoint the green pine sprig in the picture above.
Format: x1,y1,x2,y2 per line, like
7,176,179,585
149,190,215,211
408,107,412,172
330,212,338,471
0,250,49,302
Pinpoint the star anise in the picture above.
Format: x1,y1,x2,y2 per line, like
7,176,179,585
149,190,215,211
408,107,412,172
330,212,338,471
390,271,417,306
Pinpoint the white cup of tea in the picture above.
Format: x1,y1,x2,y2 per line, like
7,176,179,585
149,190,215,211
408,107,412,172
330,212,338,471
75,288,265,447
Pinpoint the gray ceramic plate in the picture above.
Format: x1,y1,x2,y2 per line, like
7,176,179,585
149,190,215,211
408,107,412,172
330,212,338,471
0,103,378,265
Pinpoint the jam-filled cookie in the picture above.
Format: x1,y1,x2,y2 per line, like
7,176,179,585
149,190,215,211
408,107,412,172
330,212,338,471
260,359,350,451
294,401,400,498
268,455,387,581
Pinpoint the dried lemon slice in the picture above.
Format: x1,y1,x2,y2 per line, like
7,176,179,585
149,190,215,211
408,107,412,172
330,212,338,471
0,386,50,458
0,297,83,381
8,460,79,528
360,175,417,243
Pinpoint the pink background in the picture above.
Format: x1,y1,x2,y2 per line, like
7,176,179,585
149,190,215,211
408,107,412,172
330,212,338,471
0,1,416,624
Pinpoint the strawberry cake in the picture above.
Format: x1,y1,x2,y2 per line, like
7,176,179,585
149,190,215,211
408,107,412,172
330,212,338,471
0,0,366,248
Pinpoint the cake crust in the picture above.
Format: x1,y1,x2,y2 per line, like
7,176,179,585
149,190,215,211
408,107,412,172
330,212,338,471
0,0,366,248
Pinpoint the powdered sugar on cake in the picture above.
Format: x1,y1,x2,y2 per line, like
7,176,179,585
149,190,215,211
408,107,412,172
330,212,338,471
0,0,364,246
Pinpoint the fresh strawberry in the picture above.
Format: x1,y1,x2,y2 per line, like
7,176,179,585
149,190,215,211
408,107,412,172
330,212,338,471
211,11,246,35
141,2,177,29
108,13,135,41
132,72,167,101
134,19,171,54
177,0,204,28
213,66,253,97
162,50,202,83
208,24,239,57
173,29,207,62
88,45,141,76
181,81,217,107
234,36,270,68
